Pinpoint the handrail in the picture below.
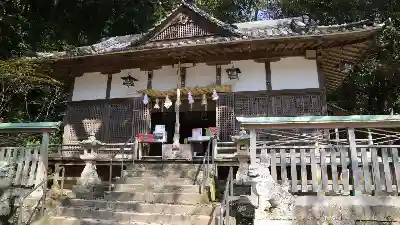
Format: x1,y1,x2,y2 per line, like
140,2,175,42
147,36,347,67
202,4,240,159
200,138,213,194
120,136,136,178
107,137,136,192
219,166,233,225
18,166,65,225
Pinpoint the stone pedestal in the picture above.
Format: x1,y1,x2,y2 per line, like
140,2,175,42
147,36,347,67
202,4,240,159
162,144,193,160
236,155,250,184
72,134,106,199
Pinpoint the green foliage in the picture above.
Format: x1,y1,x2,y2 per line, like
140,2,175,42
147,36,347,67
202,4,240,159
281,0,400,114
328,20,400,115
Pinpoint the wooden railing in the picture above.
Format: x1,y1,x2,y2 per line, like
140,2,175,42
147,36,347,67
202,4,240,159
48,143,137,160
236,115,400,196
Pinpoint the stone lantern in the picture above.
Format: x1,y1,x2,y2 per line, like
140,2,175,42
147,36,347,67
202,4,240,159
73,132,105,199
231,128,250,184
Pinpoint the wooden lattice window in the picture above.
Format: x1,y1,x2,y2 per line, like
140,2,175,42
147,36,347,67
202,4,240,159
234,94,269,139
150,14,212,41
108,101,134,143
64,101,106,143
269,94,322,116
216,93,235,141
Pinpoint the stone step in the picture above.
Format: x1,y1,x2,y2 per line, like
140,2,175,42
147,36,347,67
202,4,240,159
114,183,200,193
47,217,163,225
56,208,214,225
125,169,199,179
121,176,195,185
104,191,209,204
59,198,217,215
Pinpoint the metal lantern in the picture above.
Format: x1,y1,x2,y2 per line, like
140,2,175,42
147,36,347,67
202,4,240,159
121,73,138,87
225,66,241,80
338,61,353,73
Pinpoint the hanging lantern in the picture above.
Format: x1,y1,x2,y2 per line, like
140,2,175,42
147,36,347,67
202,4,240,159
121,73,138,87
164,95,172,109
154,98,160,109
338,61,353,73
188,91,194,110
143,94,149,105
225,65,241,80
212,89,219,101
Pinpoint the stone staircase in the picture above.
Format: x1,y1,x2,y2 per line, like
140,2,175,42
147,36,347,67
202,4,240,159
46,162,220,225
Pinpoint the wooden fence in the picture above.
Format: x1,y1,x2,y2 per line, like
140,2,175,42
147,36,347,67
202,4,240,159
260,145,399,195
0,147,41,187
234,115,400,196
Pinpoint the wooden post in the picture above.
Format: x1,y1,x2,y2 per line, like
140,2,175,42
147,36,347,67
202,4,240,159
347,128,361,195
32,132,49,197
172,62,182,150
250,129,257,165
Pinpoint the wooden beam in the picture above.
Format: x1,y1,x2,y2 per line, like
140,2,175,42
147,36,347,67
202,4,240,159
140,65,162,71
317,60,326,89
147,71,153,89
206,61,231,66
253,58,280,63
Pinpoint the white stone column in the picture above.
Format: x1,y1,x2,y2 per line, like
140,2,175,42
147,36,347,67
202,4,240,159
250,129,257,165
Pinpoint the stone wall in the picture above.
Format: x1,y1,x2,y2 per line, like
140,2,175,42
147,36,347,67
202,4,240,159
234,196,400,225
295,196,400,225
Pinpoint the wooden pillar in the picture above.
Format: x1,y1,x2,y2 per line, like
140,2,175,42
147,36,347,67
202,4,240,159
264,61,272,91
103,74,113,142
216,65,221,85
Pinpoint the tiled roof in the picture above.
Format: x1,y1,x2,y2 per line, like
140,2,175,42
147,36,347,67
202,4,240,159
33,3,383,60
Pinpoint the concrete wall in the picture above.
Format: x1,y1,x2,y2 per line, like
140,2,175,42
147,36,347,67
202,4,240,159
71,57,321,101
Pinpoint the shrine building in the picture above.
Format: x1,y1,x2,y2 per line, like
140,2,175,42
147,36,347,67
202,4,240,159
37,1,383,160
